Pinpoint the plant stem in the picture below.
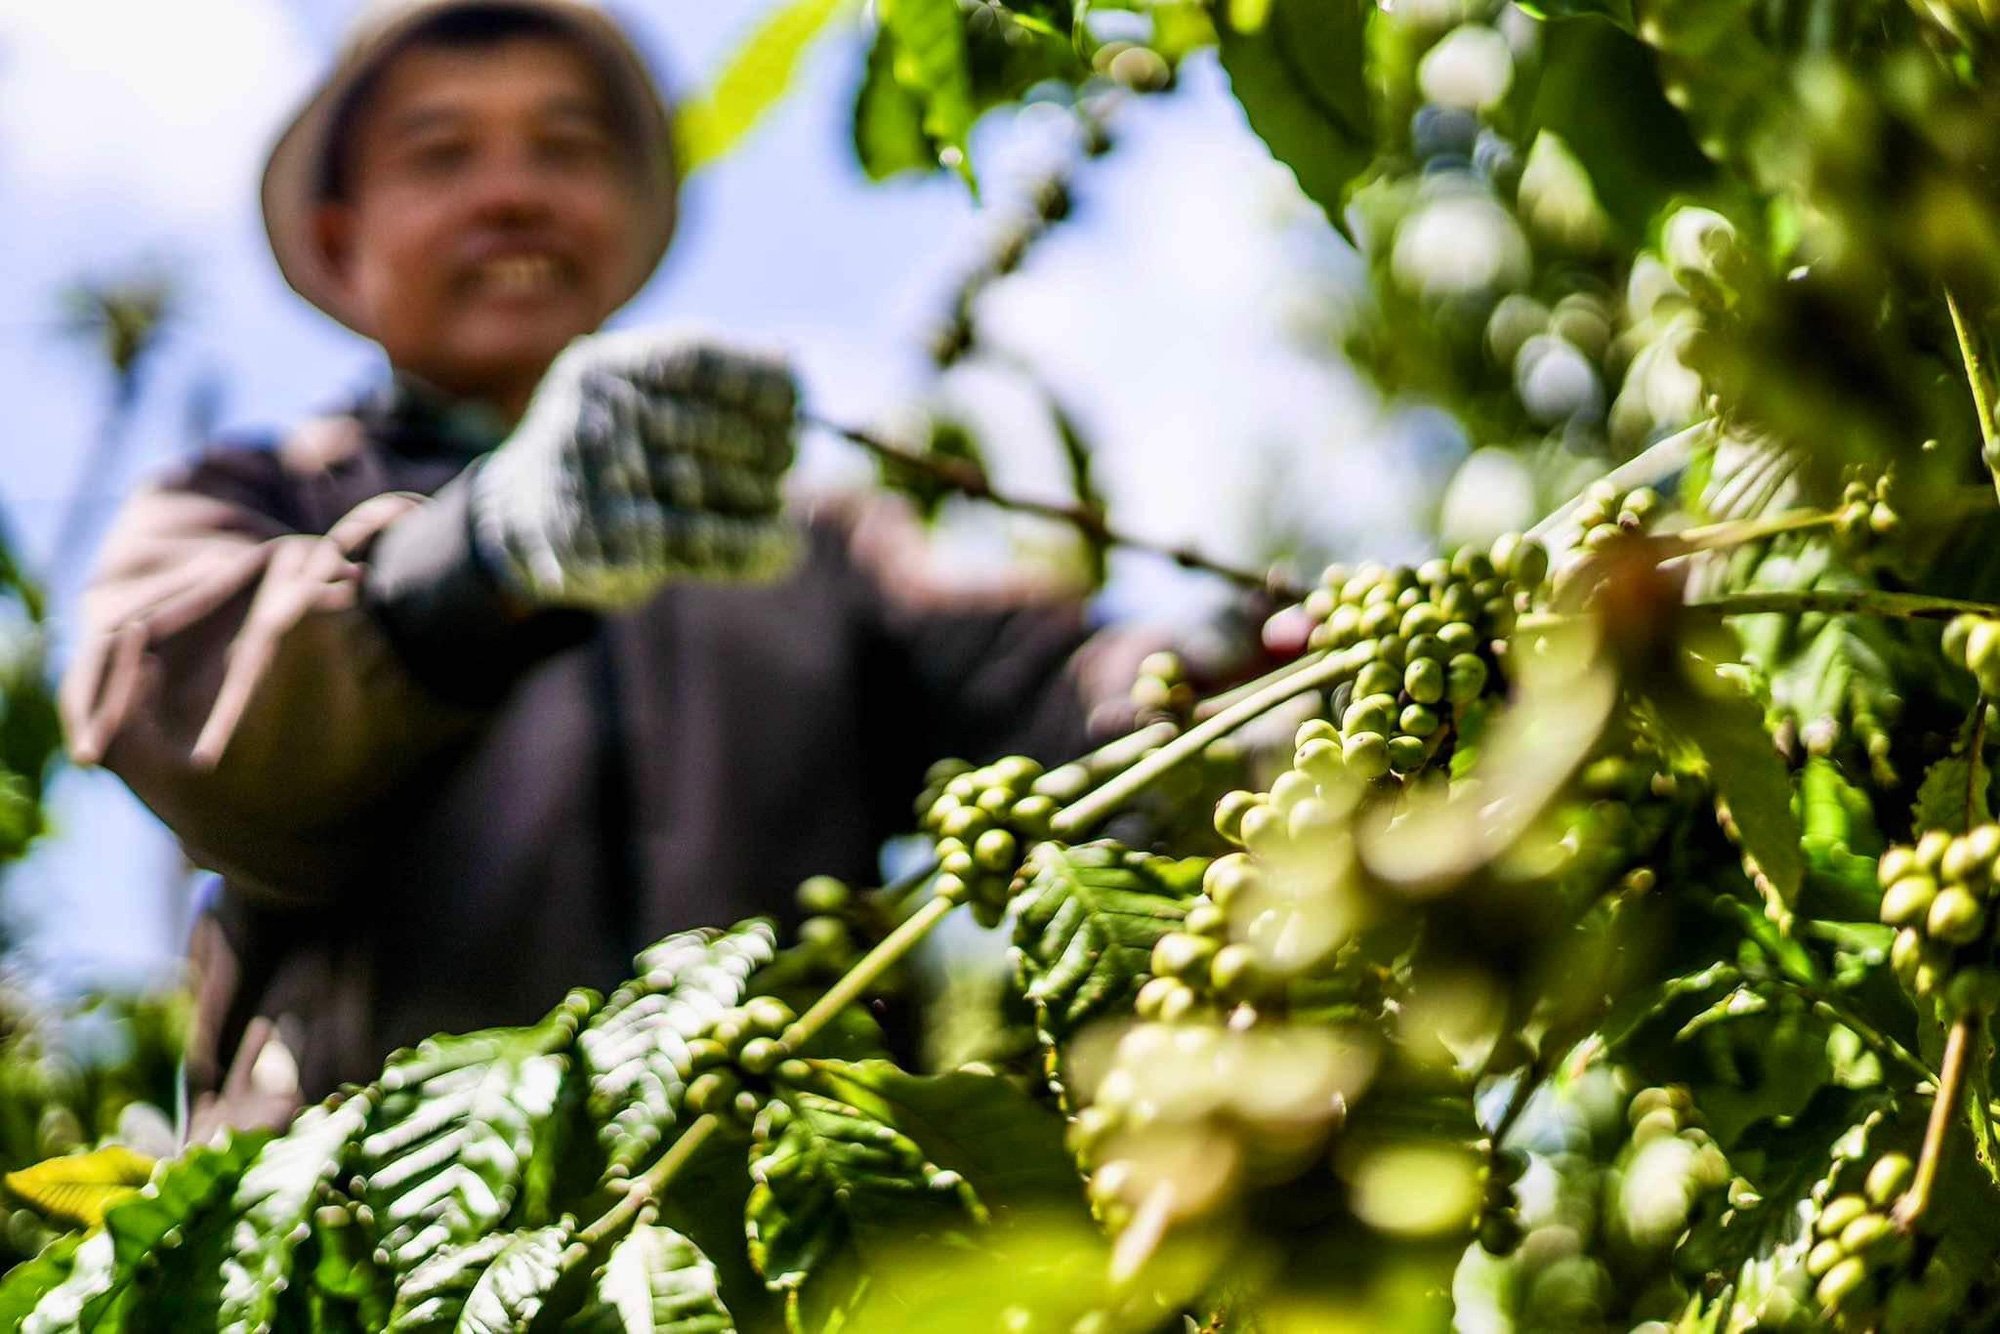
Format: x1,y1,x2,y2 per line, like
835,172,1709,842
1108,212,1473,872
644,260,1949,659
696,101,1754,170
1689,588,2000,621
1488,1058,1545,1146
1797,992,1933,1085
1896,1014,1975,1232
807,413,1301,601
783,895,956,1050
1051,648,1360,838
573,1113,720,1257
1665,508,1836,554
1970,696,1990,831
1078,719,1185,779
1527,419,1710,543
1193,651,1333,721
879,855,944,910
1947,287,2000,497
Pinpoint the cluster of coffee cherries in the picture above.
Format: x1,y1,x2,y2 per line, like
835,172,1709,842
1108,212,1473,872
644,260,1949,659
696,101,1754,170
1608,1085,1731,1256
791,875,862,977
1879,826,2000,1016
1570,482,1662,554
1297,537,1543,782
1156,716,1373,996
1833,473,1899,555
1133,855,1275,1023
1943,613,2000,697
1806,1153,1916,1323
1130,649,1196,726
1565,742,1682,897
1067,1024,1360,1233
682,996,801,1132
920,756,1058,927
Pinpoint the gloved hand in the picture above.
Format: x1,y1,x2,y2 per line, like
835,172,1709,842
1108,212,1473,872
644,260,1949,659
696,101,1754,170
469,329,800,611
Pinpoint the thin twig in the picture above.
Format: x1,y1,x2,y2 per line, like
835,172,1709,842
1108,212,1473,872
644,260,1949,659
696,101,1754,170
1665,508,1837,554
783,896,956,1050
1896,1015,1974,1232
1488,1058,1545,1146
1794,991,1933,1085
572,1113,720,1255
1970,697,1990,831
1193,651,1333,721
1947,287,2000,498
1689,588,2000,621
879,855,944,910
1528,420,1710,543
807,413,1303,601
1051,648,1360,838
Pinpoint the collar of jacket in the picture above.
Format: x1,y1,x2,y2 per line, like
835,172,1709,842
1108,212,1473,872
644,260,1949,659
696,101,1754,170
357,372,513,462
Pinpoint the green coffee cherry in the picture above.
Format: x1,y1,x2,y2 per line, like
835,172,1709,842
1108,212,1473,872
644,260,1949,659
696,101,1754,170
1404,658,1445,705
1214,791,1261,845
795,875,850,916
1345,733,1392,780
1928,886,1985,945
1151,931,1217,981
1387,735,1429,774
1446,654,1489,705
1296,738,1345,784
1865,1153,1913,1208
1817,1194,1869,1238
1879,875,1939,928
1205,854,1262,910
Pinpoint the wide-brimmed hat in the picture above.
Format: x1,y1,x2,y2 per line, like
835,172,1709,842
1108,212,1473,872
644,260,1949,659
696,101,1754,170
261,0,679,335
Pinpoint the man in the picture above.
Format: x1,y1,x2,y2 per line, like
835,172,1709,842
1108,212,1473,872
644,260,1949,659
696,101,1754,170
61,0,1135,1133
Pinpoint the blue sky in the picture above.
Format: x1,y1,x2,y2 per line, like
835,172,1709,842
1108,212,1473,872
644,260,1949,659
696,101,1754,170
0,1,1437,989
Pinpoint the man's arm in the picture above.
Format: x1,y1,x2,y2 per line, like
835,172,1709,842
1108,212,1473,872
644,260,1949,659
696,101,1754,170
66,332,803,906
61,450,518,905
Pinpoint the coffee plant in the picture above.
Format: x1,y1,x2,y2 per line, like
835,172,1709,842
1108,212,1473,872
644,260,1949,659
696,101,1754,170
23,0,2000,1329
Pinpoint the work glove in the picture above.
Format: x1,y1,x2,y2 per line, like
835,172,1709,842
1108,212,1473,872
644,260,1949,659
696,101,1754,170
469,329,800,611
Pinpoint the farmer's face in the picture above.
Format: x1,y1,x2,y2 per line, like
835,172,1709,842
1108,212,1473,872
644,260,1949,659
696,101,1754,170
317,36,647,418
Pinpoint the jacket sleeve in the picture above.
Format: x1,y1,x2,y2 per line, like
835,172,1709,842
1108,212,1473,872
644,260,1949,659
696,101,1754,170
61,446,588,905
831,496,1163,768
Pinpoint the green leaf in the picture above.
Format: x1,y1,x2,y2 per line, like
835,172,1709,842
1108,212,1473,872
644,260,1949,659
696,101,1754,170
1643,653,1804,904
875,0,976,185
0,1234,83,1328
744,1079,985,1298
581,924,775,1179
798,1061,1079,1211
1913,706,1991,834
1677,1086,1891,1283
1798,758,1887,922
654,1130,778,1331
21,1229,118,1334
676,0,857,173
385,1225,573,1333
823,1214,1152,1333
356,1012,580,1271
307,1201,396,1332
4,1145,156,1228
1522,15,1708,238
1215,0,1370,240
852,26,934,180
1009,842,1197,1046
573,1225,735,1333
1518,0,1632,22
216,1094,373,1333
22,1134,270,1332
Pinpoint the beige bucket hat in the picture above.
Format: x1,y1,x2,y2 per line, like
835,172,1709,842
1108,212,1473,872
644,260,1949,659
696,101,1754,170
261,0,679,335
